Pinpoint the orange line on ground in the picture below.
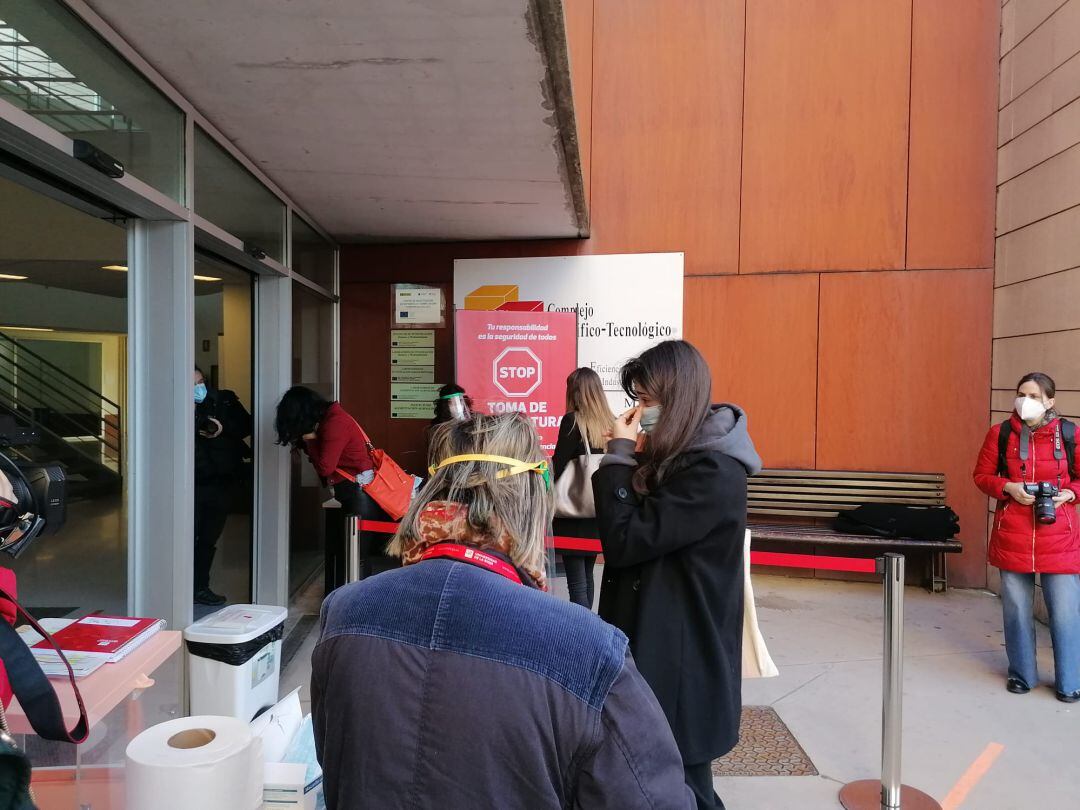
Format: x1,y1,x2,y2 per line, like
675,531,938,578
941,743,1005,810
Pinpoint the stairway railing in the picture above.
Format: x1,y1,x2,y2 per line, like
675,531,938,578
0,330,122,477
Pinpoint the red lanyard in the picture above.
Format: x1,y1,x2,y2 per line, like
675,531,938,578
419,543,523,585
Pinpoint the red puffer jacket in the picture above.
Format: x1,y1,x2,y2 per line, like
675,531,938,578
973,414,1080,573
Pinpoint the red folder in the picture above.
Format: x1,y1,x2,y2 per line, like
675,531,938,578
33,616,165,662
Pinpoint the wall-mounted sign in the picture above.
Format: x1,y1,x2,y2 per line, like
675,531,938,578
391,367,434,383
391,383,443,402
394,284,444,327
390,347,435,367
455,310,577,454
455,253,683,412
391,400,437,420
391,329,435,348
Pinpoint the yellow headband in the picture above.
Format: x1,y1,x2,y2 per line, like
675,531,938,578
428,454,550,489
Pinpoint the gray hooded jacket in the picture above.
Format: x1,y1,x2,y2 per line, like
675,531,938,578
602,403,762,475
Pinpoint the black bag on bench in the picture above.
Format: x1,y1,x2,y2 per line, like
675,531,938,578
833,503,960,542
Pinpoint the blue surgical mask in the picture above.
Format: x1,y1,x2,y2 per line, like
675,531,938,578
194,383,207,404
640,405,662,434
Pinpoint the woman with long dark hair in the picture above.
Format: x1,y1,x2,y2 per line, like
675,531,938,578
552,368,613,609
275,386,382,591
973,371,1080,702
593,340,761,810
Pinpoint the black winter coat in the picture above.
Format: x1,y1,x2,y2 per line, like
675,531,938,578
593,405,759,764
194,389,252,483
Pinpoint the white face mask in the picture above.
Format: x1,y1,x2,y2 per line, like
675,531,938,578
1015,396,1047,423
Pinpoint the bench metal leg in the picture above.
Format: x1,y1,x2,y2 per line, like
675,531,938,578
931,552,947,593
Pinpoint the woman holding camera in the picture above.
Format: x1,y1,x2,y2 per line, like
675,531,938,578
593,341,761,810
973,372,1080,702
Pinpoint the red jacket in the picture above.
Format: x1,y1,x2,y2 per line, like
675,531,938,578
0,568,17,707
973,414,1080,574
304,402,374,485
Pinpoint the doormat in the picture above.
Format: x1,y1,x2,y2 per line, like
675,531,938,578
281,614,319,671
712,706,818,777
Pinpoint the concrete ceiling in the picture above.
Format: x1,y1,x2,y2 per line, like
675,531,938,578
86,0,587,243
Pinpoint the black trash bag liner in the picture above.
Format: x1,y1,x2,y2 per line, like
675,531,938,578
185,622,285,667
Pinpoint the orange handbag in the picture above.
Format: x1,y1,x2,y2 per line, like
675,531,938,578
337,422,415,520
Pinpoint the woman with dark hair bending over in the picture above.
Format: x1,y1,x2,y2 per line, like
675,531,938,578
275,386,387,592
593,340,762,810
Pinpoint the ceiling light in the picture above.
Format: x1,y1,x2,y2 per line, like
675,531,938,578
194,275,222,282
0,274,28,281
101,264,128,272
0,326,54,332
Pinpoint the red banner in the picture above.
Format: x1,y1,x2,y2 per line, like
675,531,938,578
455,310,578,454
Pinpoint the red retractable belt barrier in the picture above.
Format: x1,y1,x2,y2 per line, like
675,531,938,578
357,521,879,575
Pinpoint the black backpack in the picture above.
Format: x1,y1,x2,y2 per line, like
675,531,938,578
997,418,1075,475
833,503,960,542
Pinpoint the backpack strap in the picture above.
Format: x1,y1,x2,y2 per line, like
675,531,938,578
1062,419,1076,474
997,420,1012,477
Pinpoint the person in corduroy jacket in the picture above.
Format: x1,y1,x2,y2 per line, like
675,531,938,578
312,414,694,810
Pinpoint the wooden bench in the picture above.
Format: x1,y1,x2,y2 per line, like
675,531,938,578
747,469,963,592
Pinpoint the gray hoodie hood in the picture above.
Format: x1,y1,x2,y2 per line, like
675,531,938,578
687,404,762,475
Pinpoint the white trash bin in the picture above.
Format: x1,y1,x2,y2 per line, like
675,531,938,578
184,604,288,722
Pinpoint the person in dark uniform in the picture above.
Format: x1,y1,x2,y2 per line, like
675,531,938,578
193,367,252,606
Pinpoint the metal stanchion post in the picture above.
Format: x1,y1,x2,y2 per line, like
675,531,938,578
840,554,941,810
345,515,360,584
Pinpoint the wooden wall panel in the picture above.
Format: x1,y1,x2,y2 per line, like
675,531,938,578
999,50,1080,146
1001,0,1069,55
996,142,1080,235
590,0,744,275
995,206,1080,287
1000,0,1080,108
685,274,819,468
907,0,999,269
817,269,995,585
740,0,911,273
564,0,594,213
998,97,1080,184
992,330,1080,390
993,266,1080,337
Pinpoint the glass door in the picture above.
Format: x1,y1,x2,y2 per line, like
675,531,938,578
193,252,255,612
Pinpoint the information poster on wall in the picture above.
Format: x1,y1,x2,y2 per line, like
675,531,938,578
391,330,435,348
455,310,577,453
391,367,434,383
391,401,437,420
390,347,435,367
391,383,443,402
454,253,683,412
394,284,444,327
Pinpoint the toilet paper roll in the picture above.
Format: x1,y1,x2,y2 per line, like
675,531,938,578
126,715,263,810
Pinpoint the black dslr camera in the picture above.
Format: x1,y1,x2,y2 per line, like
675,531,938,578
0,422,66,557
1023,481,1060,525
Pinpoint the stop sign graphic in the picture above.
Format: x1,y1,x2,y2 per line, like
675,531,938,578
493,347,542,397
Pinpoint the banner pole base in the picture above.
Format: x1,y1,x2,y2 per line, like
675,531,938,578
839,780,942,810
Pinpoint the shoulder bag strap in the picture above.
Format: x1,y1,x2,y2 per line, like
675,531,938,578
0,588,88,744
